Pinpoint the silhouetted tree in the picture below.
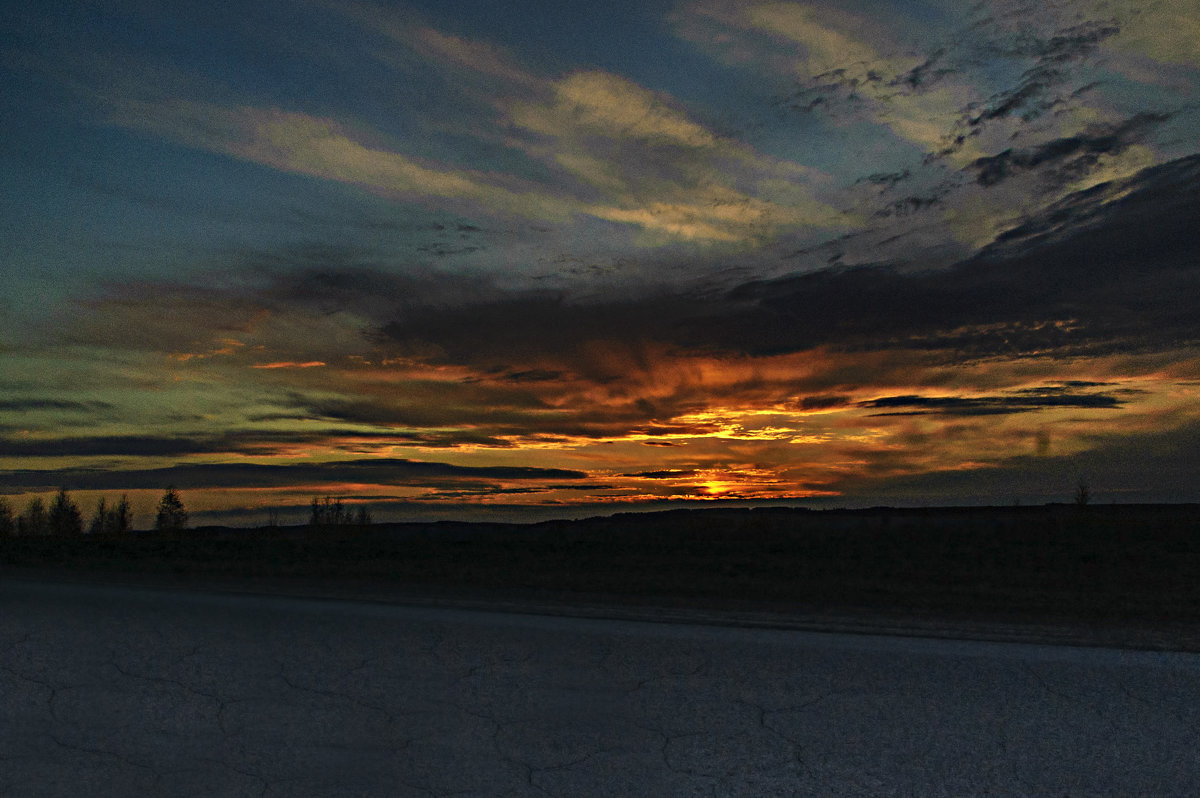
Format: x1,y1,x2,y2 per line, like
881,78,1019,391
308,496,370,528
113,495,132,533
155,487,188,532
18,497,48,536
0,497,13,538
48,488,82,536
309,496,348,528
88,495,133,535
89,498,108,535
1074,478,1090,508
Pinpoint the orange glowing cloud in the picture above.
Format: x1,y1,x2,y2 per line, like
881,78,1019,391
252,361,327,370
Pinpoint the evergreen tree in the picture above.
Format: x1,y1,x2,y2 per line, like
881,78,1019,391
88,495,134,534
48,488,82,536
154,487,188,531
89,498,109,535
113,495,133,533
19,497,48,536
0,497,13,538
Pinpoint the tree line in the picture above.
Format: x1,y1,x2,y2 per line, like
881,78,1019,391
0,487,189,537
308,496,371,528
0,488,372,536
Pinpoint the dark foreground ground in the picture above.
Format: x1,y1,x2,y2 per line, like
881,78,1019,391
7,579,1200,798
4,504,1200,649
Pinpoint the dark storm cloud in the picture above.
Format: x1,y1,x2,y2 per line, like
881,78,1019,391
213,153,1198,388
0,399,112,412
798,395,852,411
0,426,537,457
491,369,566,384
0,435,227,457
622,469,699,479
712,154,1200,359
340,154,1200,378
378,292,696,365
860,386,1125,417
969,113,1171,187
0,458,587,492
231,245,510,319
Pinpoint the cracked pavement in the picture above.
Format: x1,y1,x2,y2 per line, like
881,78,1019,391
3,579,1198,796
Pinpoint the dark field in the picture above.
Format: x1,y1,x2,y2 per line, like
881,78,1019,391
5,504,1200,635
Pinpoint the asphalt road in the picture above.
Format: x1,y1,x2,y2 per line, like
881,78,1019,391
3,579,1198,797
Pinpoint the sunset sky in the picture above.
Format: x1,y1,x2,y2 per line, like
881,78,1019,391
3,0,1199,524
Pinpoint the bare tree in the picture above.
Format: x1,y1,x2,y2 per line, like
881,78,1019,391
309,496,369,529
1074,478,1090,508
309,496,347,528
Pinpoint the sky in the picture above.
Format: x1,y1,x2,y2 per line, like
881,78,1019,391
2,0,1199,525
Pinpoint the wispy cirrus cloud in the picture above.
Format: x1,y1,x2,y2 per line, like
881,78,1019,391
670,0,1192,253
108,101,572,221
97,6,849,249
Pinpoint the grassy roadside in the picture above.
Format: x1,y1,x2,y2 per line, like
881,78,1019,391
4,504,1200,628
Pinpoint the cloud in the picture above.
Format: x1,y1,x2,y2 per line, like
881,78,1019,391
252,361,326,369
859,386,1126,417
797,395,851,411
0,457,587,492
0,427,522,458
963,19,1121,128
673,0,985,159
499,68,848,243
826,416,1200,506
0,435,231,458
968,113,1171,187
93,7,847,248
509,70,720,149
109,101,569,221
0,399,112,412
48,152,1196,463
715,154,1200,359
671,0,1191,257
621,469,699,479
1105,0,1200,68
